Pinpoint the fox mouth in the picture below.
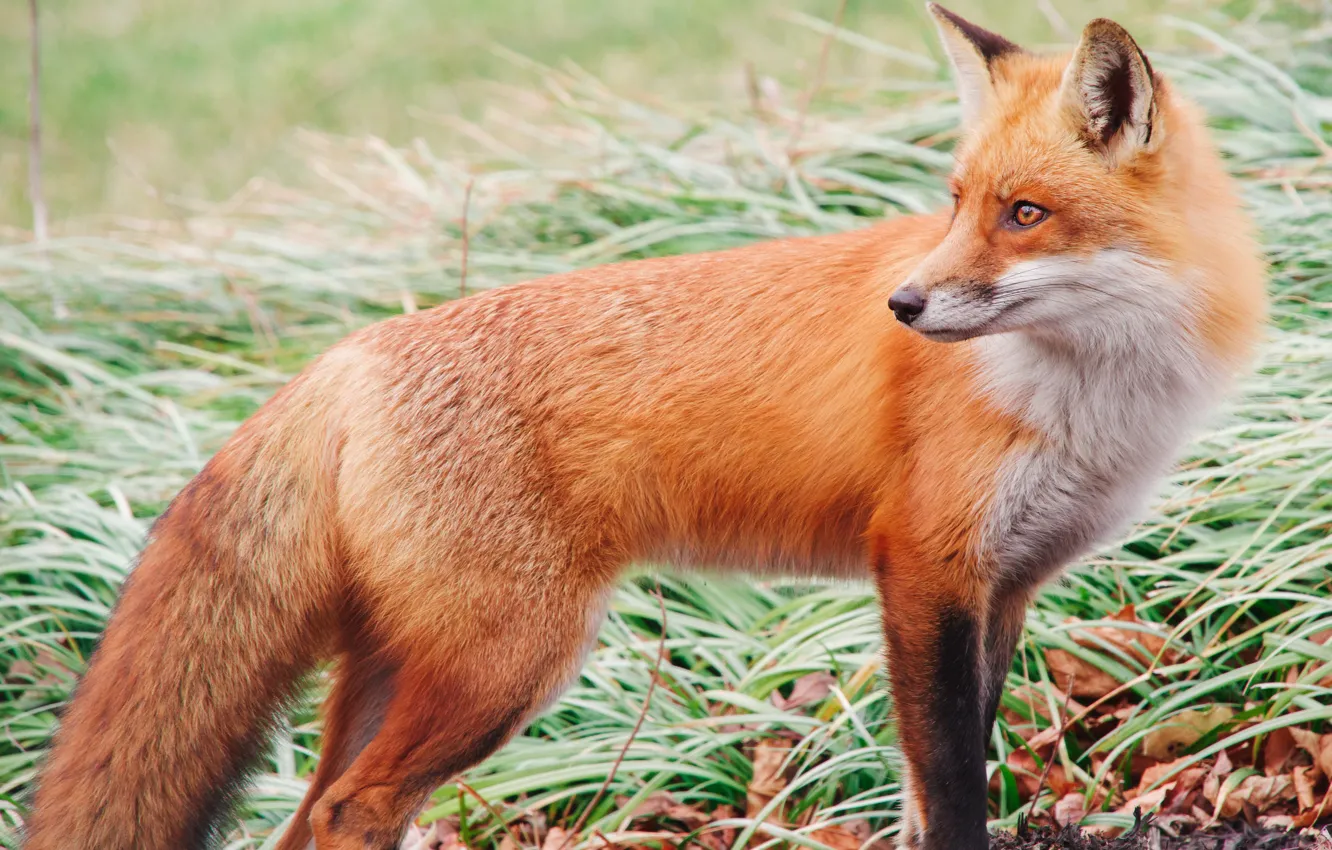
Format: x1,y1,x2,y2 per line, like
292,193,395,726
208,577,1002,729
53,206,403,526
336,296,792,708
918,326,990,342
910,293,1037,342
911,309,1003,342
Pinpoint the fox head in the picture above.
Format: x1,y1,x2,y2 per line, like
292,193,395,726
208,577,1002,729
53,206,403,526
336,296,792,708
891,4,1192,342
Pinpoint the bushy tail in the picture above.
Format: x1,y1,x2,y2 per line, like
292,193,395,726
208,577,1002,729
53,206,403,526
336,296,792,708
24,377,342,850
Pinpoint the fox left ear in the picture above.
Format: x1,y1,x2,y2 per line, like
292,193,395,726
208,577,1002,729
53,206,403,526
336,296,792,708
928,3,1022,128
1061,18,1160,165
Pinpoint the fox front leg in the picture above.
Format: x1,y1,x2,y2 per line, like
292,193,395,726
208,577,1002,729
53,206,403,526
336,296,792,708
875,553,990,850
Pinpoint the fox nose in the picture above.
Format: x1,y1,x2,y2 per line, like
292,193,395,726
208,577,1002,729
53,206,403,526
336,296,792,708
889,288,927,325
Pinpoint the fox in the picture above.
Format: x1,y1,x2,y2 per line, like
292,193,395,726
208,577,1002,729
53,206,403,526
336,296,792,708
22,6,1266,850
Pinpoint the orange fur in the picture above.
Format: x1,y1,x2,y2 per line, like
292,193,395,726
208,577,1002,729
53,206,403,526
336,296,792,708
24,8,1265,850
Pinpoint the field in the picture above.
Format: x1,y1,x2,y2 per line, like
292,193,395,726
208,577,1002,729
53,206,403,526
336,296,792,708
2,1,1332,848
0,0,1198,228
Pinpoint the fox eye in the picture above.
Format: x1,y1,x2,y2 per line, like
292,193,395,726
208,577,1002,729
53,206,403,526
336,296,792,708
1011,202,1047,228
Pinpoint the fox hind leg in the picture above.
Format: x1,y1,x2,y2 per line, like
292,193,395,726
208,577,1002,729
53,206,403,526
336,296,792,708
276,651,398,850
306,575,612,850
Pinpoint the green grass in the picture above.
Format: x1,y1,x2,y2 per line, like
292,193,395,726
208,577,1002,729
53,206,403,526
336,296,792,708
2,3,1332,848
0,0,1205,228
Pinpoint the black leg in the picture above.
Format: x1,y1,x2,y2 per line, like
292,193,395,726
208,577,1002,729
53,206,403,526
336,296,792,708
877,563,990,850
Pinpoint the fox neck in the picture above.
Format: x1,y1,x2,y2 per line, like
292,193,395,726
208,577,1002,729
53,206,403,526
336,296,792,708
971,261,1224,585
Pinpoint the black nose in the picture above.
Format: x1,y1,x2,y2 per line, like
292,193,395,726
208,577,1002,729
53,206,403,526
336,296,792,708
889,288,927,324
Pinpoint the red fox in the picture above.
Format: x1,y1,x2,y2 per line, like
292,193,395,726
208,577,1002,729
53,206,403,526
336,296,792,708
23,6,1266,850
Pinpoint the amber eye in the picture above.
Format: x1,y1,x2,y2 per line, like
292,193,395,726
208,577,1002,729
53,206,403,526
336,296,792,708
1012,202,1047,228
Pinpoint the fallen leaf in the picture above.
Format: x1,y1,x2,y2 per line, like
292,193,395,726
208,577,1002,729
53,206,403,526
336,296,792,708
698,805,739,850
746,739,793,821
1086,787,1170,837
1053,792,1087,827
540,828,569,850
1292,782,1332,829
1214,773,1296,819
999,685,1090,727
625,792,709,828
1142,707,1233,760
1165,766,1209,815
1044,649,1121,699
1134,756,1194,798
1202,750,1233,810
1294,765,1318,812
808,825,862,850
1045,608,1182,702
1120,785,1172,817
1264,727,1298,775
771,673,836,712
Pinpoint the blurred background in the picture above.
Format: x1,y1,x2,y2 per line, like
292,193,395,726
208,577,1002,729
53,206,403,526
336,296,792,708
0,0,1234,230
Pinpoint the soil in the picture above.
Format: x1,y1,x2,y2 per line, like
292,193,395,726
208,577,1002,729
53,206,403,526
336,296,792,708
990,817,1329,850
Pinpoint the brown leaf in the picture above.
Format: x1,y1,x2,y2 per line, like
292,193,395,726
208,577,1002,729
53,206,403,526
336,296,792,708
808,825,863,850
1167,767,1209,813
1141,707,1233,761
1087,787,1170,837
1201,750,1233,809
1044,649,1121,700
1134,756,1194,798
1290,728,1324,776
540,828,569,850
1264,727,1297,776
699,805,738,850
771,673,836,712
1000,685,1091,727
626,792,709,828
1046,608,1180,702
997,748,1072,800
1294,765,1318,812
1053,792,1087,827
746,739,793,821
1215,774,1296,819
1084,606,1177,665
1292,781,1332,829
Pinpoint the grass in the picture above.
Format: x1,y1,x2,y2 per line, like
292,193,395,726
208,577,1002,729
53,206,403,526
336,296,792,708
1,2,1332,848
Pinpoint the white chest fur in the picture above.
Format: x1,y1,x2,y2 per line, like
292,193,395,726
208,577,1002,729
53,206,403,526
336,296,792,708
971,253,1225,584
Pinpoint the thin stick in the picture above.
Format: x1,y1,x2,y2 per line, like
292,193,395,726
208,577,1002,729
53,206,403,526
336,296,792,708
1028,674,1075,823
456,780,525,850
27,0,47,242
787,0,848,160
563,583,669,849
459,177,475,298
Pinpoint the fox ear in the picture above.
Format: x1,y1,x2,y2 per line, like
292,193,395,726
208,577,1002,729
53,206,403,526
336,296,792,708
1061,18,1159,165
927,3,1022,128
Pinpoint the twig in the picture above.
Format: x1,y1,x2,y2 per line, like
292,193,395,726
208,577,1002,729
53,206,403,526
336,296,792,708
787,0,848,160
459,177,475,298
456,780,525,850
1028,673,1075,823
27,0,47,242
563,583,669,849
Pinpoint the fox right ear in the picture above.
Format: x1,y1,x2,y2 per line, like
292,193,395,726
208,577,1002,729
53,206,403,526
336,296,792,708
1060,18,1159,166
927,3,1022,128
